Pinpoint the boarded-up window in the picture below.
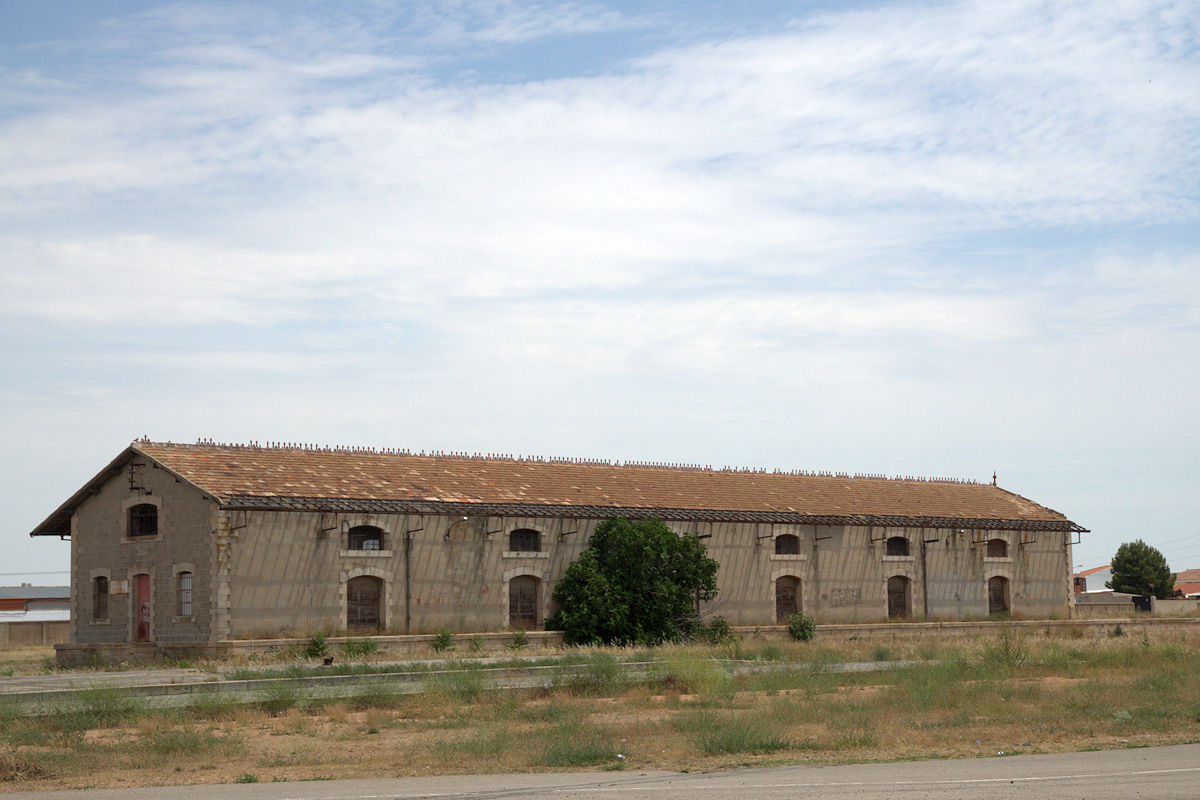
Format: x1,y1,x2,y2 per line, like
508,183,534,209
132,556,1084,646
177,572,193,617
887,575,909,618
774,534,799,555
93,576,108,620
988,576,1010,615
348,526,384,551
886,536,909,556
775,576,800,623
509,529,540,552
347,576,383,631
987,538,1008,558
509,575,539,629
128,504,158,537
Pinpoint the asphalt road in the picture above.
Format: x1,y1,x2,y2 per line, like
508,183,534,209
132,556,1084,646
5,743,1198,799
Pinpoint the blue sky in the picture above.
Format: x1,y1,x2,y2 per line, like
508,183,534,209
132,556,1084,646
2,0,1198,585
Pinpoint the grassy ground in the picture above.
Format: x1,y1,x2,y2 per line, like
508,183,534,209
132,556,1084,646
0,645,57,675
2,628,1199,790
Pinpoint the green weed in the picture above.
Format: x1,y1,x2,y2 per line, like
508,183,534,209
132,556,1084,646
538,717,619,766
676,711,790,755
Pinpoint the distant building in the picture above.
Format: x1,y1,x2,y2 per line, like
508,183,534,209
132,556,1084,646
1074,564,1112,593
31,440,1086,650
1174,568,1200,598
0,586,70,647
0,585,70,612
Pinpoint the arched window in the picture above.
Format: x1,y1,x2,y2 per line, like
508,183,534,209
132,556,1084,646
887,575,910,618
775,576,801,623
774,534,800,555
886,536,909,557
988,576,1010,615
509,575,539,629
509,529,541,553
986,538,1008,558
128,504,158,537
348,526,385,551
177,571,193,617
347,575,383,632
92,576,108,620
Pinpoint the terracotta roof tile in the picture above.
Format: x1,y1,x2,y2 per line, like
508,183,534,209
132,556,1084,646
134,441,1075,526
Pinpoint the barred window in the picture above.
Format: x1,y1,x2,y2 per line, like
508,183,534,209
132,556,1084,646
987,538,1008,558
128,504,158,537
509,529,541,552
348,526,385,551
177,571,193,617
886,536,910,557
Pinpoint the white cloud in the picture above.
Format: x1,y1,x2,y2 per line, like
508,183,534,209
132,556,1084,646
2,0,1199,573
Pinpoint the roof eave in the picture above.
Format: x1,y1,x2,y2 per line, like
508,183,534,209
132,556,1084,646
220,494,1087,532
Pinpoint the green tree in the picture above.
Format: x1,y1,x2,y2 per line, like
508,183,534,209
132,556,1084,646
1106,539,1175,599
547,517,719,645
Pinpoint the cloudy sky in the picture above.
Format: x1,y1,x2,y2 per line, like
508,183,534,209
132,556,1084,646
2,0,1198,584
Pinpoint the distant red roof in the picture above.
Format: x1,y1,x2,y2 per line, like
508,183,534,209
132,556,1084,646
1174,567,1200,596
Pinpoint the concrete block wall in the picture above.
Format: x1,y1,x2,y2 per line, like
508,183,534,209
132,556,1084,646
0,620,70,647
70,460,216,645
221,511,1073,637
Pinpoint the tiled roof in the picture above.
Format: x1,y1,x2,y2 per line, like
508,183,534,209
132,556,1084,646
126,441,1079,529
1174,568,1200,596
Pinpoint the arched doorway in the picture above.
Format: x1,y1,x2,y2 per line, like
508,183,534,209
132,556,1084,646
509,575,539,629
887,575,910,619
775,576,800,623
988,576,1010,615
347,575,383,632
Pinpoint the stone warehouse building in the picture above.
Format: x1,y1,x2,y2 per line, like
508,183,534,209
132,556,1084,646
31,440,1085,647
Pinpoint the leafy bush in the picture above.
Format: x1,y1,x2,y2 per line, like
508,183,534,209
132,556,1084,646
547,517,719,645
432,630,456,653
788,612,816,641
508,630,528,650
697,616,732,644
303,631,329,659
340,638,379,657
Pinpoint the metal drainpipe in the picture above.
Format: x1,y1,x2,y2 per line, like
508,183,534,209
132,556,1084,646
921,535,929,619
405,532,412,634
921,529,940,619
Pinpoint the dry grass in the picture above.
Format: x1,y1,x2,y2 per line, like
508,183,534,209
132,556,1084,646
3,629,1199,790
0,645,56,674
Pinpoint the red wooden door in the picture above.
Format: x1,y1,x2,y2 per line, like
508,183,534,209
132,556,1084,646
135,574,151,642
